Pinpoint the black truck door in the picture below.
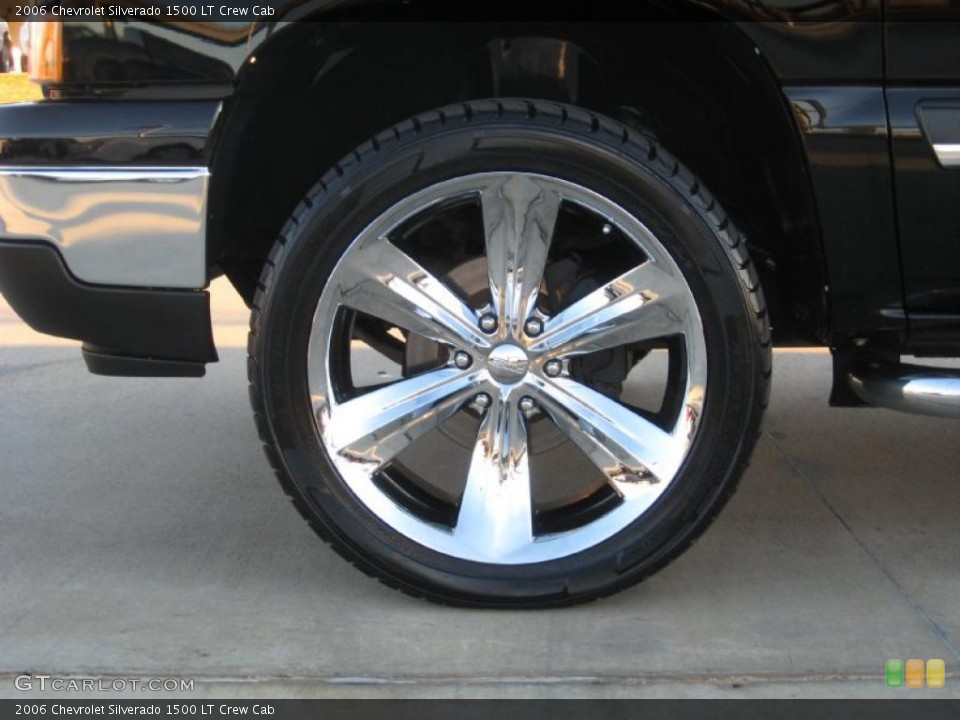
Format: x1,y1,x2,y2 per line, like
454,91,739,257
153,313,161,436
885,1,960,352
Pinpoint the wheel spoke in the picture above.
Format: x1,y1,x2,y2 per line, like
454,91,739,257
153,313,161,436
454,394,534,560
481,175,561,338
339,237,491,352
325,368,483,470
530,376,686,497
529,261,687,357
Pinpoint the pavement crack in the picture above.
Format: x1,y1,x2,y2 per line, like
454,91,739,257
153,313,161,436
766,432,960,662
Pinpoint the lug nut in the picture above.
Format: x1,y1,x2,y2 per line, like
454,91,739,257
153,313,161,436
519,397,536,413
479,314,498,333
524,318,543,337
543,359,562,377
454,351,472,369
474,393,491,409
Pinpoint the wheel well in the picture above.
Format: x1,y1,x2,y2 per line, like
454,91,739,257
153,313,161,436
208,15,827,344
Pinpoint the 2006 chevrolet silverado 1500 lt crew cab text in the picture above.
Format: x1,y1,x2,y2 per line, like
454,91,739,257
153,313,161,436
0,5,958,607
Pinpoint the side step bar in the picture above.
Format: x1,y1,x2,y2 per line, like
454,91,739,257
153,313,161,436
848,360,960,418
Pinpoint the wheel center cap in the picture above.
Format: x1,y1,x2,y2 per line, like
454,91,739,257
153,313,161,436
486,344,529,384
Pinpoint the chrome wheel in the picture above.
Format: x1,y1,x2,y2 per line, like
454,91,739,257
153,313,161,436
252,100,770,605
307,172,707,565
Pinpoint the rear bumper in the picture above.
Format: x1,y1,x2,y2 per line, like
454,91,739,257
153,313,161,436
0,242,217,376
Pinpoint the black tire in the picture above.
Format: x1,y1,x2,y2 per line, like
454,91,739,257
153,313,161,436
248,99,771,608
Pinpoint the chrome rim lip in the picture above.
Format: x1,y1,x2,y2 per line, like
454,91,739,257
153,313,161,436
307,173,707,565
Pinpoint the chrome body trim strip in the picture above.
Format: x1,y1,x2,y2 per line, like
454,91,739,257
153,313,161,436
0,166,208,288
932,143,960,168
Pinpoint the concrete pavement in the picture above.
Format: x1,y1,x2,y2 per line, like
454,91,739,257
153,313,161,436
1,279,958,699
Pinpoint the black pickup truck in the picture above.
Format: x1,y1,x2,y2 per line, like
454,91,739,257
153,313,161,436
0,6,957,607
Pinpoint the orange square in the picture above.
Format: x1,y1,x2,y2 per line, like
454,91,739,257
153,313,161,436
906,658,924,688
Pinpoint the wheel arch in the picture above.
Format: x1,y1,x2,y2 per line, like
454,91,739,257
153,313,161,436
208,13,828,344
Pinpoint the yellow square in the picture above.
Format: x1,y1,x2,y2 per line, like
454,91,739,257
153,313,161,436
927,659,945,689
906,659,925,688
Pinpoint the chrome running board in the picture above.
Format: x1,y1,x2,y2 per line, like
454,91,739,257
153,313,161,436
849,361,960,418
